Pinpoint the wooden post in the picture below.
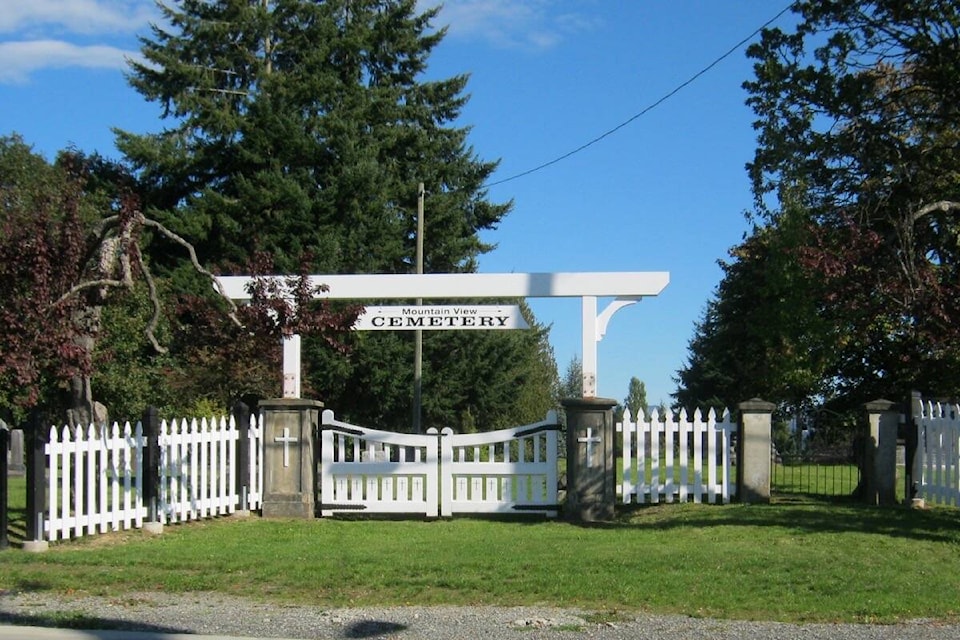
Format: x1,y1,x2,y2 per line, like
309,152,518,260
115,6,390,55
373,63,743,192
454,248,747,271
141,406,163,534
24,411,49,551
0,425,8,550
233,401,251,515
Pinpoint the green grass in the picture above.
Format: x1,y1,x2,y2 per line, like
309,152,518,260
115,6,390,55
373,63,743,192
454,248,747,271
773,462,862,497
4,475,960,624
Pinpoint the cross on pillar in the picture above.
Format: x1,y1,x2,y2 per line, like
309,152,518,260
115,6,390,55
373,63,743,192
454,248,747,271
274,427,298,468
578,427,602,467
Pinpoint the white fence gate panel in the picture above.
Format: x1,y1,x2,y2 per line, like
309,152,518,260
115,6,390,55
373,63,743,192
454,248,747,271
440,411,559,517
619,407,737,505
916,400,960,507
320,410,440,517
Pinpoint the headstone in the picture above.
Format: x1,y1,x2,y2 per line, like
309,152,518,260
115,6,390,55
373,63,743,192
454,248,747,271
260,398,323,518
6,427,25,476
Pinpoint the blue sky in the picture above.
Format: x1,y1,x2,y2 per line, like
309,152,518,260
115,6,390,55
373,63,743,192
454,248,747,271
0,1,796,409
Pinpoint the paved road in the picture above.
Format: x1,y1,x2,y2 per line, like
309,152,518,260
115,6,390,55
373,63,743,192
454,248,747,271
0,628,277,640
4,592,960,640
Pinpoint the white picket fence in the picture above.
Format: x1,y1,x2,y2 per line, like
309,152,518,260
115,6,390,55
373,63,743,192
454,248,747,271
157,416,263,524
915,400,960,507
43,413,263,541
618,407,737,504
45,421,146,541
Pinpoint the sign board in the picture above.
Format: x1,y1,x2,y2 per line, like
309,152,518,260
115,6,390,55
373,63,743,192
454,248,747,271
354,305,528,331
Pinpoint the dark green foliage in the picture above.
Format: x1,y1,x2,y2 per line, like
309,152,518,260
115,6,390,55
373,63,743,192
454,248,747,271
118,0,555,428
678,1,960,415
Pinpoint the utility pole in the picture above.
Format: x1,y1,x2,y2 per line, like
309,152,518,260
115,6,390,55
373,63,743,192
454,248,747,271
413,182,425,433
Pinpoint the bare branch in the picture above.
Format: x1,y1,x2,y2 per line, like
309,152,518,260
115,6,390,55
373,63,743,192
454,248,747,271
130,243,168,354
139,217,242,326
908,200,960,224
55,278,129,305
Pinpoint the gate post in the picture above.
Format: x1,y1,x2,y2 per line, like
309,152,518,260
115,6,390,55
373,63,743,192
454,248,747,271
863,399,900,506
562,397,617,522
260,399,323,518
737,399,775,504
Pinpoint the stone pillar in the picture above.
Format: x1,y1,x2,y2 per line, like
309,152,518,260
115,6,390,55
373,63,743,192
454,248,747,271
863,399,899,506
261,398,323,518
737,399,775,504
562,397,617,522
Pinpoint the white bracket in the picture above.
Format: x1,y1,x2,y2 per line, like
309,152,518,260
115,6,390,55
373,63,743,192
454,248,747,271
596,297,640,341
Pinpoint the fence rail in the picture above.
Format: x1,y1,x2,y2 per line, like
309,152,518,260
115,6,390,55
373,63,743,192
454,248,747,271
618,407,737,504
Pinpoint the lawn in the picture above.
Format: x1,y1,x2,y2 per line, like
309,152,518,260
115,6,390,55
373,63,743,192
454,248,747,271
3,473,960,624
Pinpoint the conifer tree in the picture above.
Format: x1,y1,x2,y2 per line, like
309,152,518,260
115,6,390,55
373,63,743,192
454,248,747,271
118,0,555,427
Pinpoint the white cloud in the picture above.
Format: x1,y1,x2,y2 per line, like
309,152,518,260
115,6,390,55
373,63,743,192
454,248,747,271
0,40,138,83
0,0,154,35
429,0,600,51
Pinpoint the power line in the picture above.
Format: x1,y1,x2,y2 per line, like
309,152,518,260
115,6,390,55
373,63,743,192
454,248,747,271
483,4,795,189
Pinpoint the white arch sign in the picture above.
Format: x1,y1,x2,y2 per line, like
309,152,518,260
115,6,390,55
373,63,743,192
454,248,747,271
216,271,669,398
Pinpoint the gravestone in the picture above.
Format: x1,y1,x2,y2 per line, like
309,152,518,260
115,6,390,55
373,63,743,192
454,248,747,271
562,397,618,521
260,398,323,518
5,426,24,476
8,429,25,475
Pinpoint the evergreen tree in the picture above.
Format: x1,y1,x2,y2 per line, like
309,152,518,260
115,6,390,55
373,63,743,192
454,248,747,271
118,0,554,427
742,0,960,404
623,377,648,418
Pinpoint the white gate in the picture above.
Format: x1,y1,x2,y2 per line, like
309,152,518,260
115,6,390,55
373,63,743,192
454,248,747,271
440,411,560,517
319,410,559,517
320,410,440,517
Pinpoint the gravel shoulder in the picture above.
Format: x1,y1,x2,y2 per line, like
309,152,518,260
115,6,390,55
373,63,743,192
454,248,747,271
2,591,960,640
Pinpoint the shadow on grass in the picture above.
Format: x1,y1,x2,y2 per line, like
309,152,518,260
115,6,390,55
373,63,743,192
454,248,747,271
3,506,26,549
606,498,960,543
